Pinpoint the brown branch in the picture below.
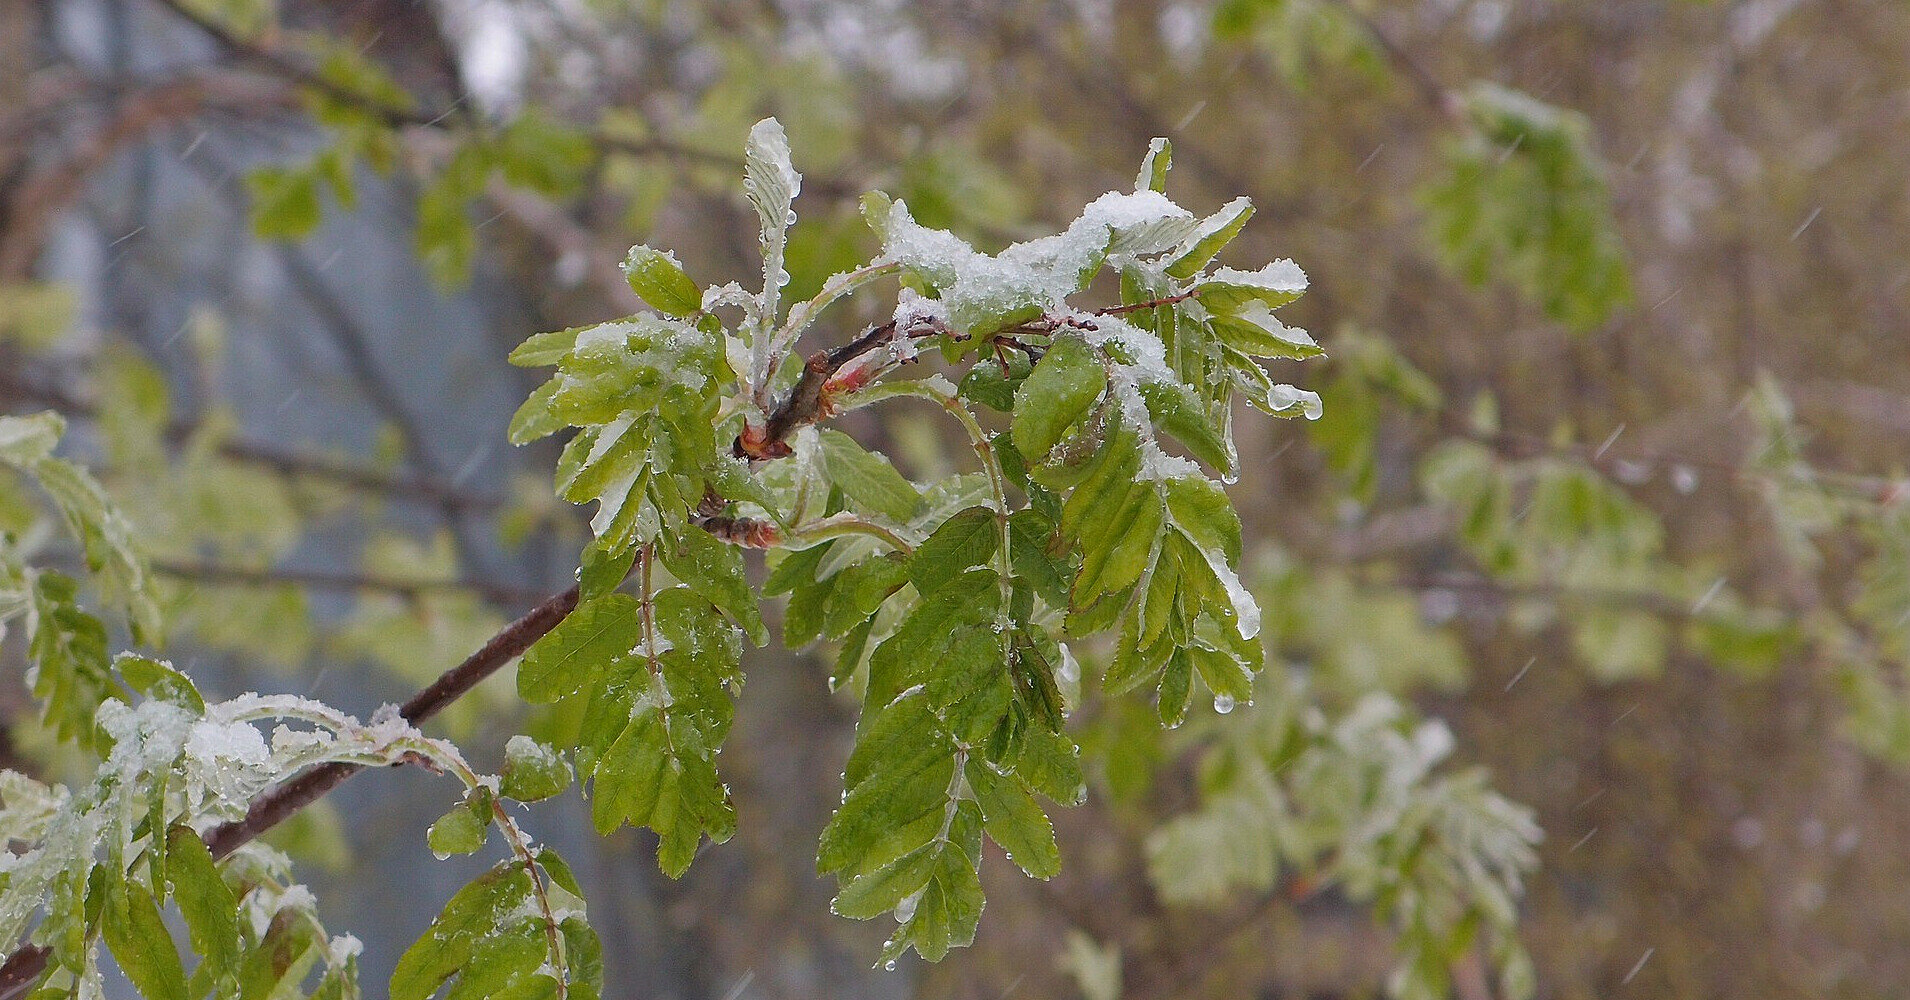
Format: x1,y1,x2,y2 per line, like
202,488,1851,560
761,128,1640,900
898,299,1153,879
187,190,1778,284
201,581,580,861
148,0,434,132
1094,292,1197,316
0,580,582,997
1367,569,1717,622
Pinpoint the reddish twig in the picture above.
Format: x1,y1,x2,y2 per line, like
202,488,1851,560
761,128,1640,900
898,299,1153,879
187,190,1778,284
736,320,903,460
1094,292,1197,316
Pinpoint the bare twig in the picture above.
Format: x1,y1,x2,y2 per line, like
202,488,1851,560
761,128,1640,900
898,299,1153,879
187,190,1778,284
144,0,860,200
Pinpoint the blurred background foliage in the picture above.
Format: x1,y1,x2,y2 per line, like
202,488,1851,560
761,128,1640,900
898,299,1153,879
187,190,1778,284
2,0,1907,997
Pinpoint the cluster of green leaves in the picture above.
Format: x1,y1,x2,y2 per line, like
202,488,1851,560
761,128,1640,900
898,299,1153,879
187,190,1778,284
0,690,367,1000
507,125,1332,961
1422,83,1633,330
239,25,592,289
1420,427,1797,681
0,412,159,746
1143,687,1539,1000
0,420,374,1000
1210,0,1388,88
1203,7,1633,331
0,414,600,1000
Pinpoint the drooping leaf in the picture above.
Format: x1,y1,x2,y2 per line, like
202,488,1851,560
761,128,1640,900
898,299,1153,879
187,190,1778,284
820,429,921,522
102,882,188,1000
1012,335,1105,461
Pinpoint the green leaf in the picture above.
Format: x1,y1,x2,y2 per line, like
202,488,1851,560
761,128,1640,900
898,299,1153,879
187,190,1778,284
820,429,921,521
820,555,911,641
103,882,188,1000
878,802,985,963
117,654,205,714
1228,350,1323,419
416,159,481,290
427,804,488,856
965,760,1061,878
1013,726,1088,806
867,570,1001,706
1137,378,1232,474
910,506,1000,594
577,536,636,602
517,594,640,703
1164,196,1253,279
831,842,942,920
501,736,573,802
1193,259,1308,312
1134,137,1172,194
658,526,767,646
590,706,733,875
167,827,240,986
588,588,742,874
391,861,540,1000
28,572,119,747
622,245,702,317
1071,479,1163,605
239,908,325,1000
508,378,564,444
1007,509,1069,606
959,352,1032,412
508,326,583,367
1422,83,1631,330
548,315,722,426
745,117,801,318
496,108,593,197
1209,302,1324,360
1012,335,1105,461
33,456,161,643
247,165,322,240
818,737,956,876
766,544,834,647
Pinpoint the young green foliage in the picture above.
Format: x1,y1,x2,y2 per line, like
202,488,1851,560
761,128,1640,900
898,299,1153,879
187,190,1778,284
1422,83,1633,330
1144,688,1540,1000
508,124,1322,962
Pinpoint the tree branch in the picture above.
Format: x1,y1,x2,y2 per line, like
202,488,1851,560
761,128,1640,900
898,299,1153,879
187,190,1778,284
0,579,581,997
